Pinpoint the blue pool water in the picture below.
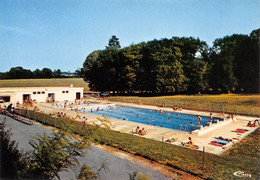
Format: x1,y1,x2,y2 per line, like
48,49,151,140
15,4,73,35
81,105,223,132
80,101,99,105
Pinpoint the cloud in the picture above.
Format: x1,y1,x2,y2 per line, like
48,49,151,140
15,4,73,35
0,25,38,38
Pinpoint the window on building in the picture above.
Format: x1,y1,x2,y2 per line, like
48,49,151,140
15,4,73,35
33,92,36,94
66,91,69,93
42,91,45,94
37,92,41,94
62,91,65,93
0,96,10,102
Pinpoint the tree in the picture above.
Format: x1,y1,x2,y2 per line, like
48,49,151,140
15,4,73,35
210,34,249,92
171,37,210,93
108,35,121,48
19,117,110,179
22,123,90,179
42,68,53,78
82,29,259,94
6,66,34,79
77,162,108,180
151,47,187,93
234,29,260,93
0,115,111,180
33,69,44,78
0,120,26,179
82,50,109,92
120,44,143,93
82,50,105,91
75,68,83,78
53,69,62,78
82,46,122,93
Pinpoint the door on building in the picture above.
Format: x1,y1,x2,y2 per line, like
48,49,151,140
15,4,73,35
23,94,31,104
76,92,81,100
48,93,55,102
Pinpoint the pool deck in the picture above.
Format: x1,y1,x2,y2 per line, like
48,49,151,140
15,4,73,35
34,100,259,155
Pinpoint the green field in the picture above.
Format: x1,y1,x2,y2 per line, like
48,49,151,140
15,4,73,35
107,94,260,117
0,78,91,93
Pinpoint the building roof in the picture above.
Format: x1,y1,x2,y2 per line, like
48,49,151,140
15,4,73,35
0,86,84,93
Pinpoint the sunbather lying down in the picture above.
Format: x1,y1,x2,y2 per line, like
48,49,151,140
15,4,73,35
181,143,199,149
181,137,199,149
165,138,177,143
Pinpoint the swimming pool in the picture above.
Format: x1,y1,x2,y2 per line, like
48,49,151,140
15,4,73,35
81,105,223,132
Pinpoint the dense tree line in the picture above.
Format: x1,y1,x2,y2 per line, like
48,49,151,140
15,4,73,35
82,29,259,94
0,67,70,79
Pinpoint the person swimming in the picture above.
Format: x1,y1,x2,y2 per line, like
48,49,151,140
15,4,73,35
190,122,196,126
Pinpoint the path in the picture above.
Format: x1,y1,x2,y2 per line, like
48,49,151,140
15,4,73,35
0,114,171,180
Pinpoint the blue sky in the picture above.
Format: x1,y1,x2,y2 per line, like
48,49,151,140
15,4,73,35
0,0,259,72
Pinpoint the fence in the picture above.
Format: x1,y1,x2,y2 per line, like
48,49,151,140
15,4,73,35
16,108,208,177
15,108,258,179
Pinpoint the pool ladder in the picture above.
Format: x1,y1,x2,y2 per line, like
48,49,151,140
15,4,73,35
180,124,188,132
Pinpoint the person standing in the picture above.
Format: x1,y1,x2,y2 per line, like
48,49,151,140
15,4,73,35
210,113,213,124
197,115,202,126
82,116,87,130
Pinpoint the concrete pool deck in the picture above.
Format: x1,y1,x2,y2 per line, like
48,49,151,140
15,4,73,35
33,100,259,155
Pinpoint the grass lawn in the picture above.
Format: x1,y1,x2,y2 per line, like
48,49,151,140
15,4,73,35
107,94,260,117
0,78,91,93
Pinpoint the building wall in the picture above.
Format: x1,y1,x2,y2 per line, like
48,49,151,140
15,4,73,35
0,87,83,104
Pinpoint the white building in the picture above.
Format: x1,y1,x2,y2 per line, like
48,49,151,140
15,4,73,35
0,86,84,104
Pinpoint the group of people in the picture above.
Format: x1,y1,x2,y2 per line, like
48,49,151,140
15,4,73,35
135,126,147,136
228,113,236,122
247,120,259,127
24,99,36,106
83,100,90,105
193,112,236,127
0,103,18,117
108,105,114,109
68,100,92,108
64,102,81,109
56,112,67,118
188,115,203,127
173,106,182,111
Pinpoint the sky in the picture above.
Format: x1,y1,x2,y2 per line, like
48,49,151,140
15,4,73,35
0,0,259,73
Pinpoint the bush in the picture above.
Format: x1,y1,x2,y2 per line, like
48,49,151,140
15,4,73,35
0,120,26,179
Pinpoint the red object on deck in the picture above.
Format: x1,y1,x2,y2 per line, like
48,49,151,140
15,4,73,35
209,141,224,147
234,129,248,133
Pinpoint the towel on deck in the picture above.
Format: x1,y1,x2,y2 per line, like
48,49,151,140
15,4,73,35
233,129,249,133
209,141,224,147
214,139,229,145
